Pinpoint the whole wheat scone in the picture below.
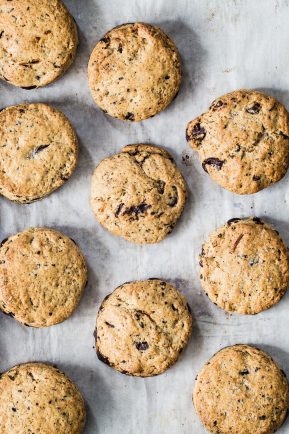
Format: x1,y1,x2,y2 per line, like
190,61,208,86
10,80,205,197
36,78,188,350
193,345,289,434
0,227,87,327
0,362,86,434
90,144,187,244
0,0,78,88
186,89,289,194
0,103,78,203
88,22,182,121
199,217,289,314
95,279,192,377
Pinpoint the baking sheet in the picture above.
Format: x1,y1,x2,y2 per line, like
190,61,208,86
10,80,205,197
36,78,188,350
1,0,289,432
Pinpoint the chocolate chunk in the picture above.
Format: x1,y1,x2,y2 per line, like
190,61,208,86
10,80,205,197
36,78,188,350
115,203,124,217
0,237,8,247
135,341,149,351
100,36,110,44
117,43,123,53
227,218,242,225
279,131,289,140
239,369,249,375
252,217,263,225
246,102,261,114
125,112,135,121
123,203,151,216
105,321,115,328
202,157,224,173
188,122,206,142
259,415,266,420
211,100,224,111
156,180,165,194
232,234,244,252
27,144,50,159
167,186,178,207
97,349,111,366
21,85,37,90
253,175,261,181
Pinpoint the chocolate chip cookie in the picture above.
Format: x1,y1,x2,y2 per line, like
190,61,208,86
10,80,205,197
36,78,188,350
0,227,87,327
193,345,289,434
95,279,192,377
0,103,78,203
199,217,289,314
88,22,181,121
90,144,187,244
0,362,86,434
0,0,78,88
186,89,289,194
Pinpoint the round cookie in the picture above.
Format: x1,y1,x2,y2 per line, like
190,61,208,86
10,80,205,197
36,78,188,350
193,345,289,434
90,144,187,244
88,22,182,121
95,279,192,377
0,228,87,327
199,217,289,314
0,0,78,88
0,103,78,203
0,362,86,434
186,89,289,194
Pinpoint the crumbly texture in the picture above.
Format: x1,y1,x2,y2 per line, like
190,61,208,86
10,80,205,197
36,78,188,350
91,144,187,244
0,228,87,327
0,103,78,203
0,363,86,434
88,22,182,121
95,279,192,377
186,89,289,194
0,0,78,88
193,345,289,434
199,217,289,314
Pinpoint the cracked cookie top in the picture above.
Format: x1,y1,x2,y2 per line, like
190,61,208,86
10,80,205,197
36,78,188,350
0,0,78,88
88,22,182,121
0,227,87,327
186,89,289,194
193,345,289,434
0,103,78,203
90,144,187,244
0,363,86,434
199,217,289,314
95,279,192,377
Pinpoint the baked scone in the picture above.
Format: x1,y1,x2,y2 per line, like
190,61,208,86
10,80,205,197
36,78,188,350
0,0,78,88
193,345,289,434
0,228,87,327
199,217,289,314
186,89,289,194
0,362,86,434
0,103,78,203
88,22,181,121
91,144,187,244
95,279,192,377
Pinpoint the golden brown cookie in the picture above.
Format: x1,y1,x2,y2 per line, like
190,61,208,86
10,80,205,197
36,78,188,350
199,217,289,314
88,22,181,121
95,279,192,377
0,362,86,434
0,103,78,203
193,345,289,434
186,89,289,194
0,227,87,327
90,144,187,244
0,0,78,88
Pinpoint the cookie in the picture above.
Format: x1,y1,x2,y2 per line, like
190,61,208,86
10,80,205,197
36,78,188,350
0,227,87,327
90,144,187,244
95,279,192,377
0,103,78,203
0,0,78,88
88,22,181,121
193,345,289,434
0,362,86,434
199,217,289,314
186,89,289,194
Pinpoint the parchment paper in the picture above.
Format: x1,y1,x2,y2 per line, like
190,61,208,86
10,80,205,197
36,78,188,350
1,1,289,432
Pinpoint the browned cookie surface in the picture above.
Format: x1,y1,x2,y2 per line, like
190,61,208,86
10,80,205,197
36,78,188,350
186,89,289,194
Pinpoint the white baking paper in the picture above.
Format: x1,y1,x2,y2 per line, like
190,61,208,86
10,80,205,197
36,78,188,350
1,0,289,432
